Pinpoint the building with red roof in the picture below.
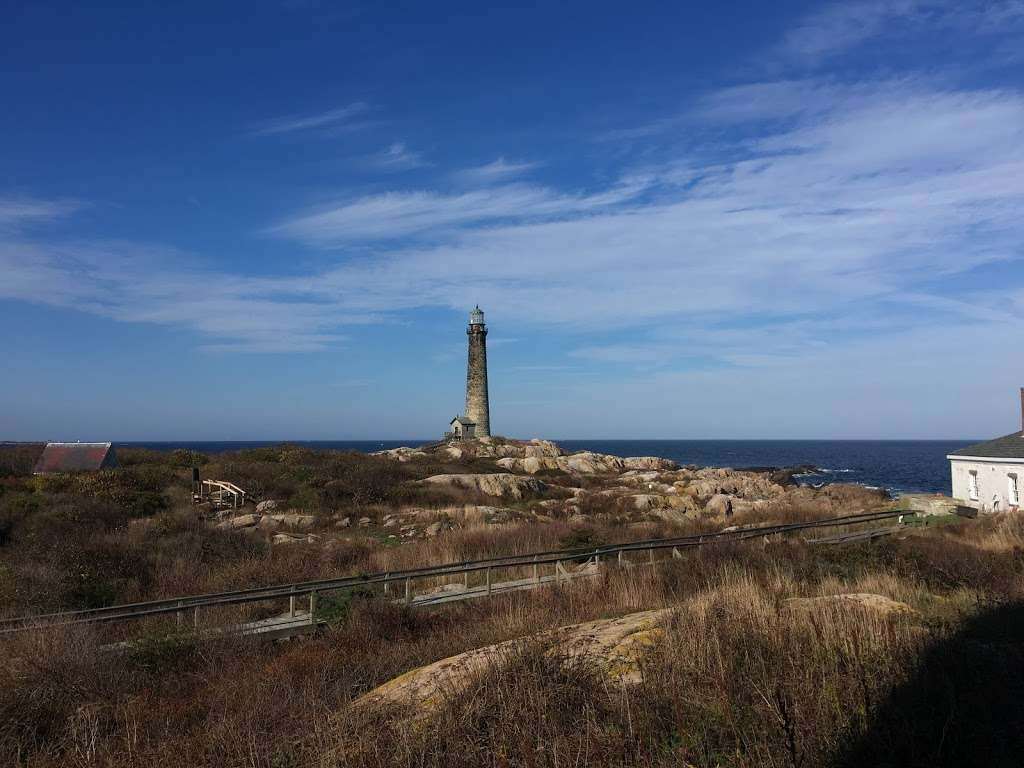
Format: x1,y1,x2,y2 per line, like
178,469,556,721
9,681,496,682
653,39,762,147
33,442,118,474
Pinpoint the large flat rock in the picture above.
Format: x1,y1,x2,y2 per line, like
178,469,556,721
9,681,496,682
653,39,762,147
357,609,672,713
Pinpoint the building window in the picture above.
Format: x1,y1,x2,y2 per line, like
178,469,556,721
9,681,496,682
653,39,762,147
968,471,979,501
1010,474,1020,507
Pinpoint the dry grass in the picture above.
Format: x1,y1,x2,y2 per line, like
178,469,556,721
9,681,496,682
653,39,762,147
3,444,1024,766
3,517,1024,766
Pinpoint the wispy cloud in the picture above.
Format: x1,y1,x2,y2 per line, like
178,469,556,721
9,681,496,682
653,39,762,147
366,142,428,171
0,197,81,229
777,0,1024,68
251,102,371,136
0,240,366,353
695,79,856,123
271,175,652,244
5,76,1024,356
5,2,1024,367
594,121,677,143
273,78,1024,332
779,0,928,64
556,318,1024,438
453,157,541,185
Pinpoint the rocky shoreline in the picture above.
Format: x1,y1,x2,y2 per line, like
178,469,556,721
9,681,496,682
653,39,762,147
210,437,890,543
372,436,889,529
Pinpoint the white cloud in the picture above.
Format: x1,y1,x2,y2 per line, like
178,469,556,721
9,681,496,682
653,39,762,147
4,78,1023,362
251,102,370,136
276,79,1024,334
540,317,1024,439
0,240,366,352
696,79,863,123
453,157,541,185
366,142,428,171
271,175,652,244
594,121,678,143
777,0,1024,67
780,0,929,63
0,197,81,229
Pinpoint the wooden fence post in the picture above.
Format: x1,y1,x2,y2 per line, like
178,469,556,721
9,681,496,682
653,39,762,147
309,591,318,620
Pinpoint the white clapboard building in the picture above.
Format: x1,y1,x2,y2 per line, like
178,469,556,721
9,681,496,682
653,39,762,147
947,390,1024,512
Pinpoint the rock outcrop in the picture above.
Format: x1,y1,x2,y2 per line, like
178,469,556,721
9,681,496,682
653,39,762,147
217,513,259,529
370,437,890,528
272,532,320,545
705,494,734,516
373,446,429,462
496,452,678,475
357,609,671,714
215,511,316,531
422,473,547,500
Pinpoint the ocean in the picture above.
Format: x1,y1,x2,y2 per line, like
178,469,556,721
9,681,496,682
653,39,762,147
119,439,973,496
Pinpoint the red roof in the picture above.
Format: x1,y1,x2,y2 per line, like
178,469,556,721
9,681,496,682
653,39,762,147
33,443,118,473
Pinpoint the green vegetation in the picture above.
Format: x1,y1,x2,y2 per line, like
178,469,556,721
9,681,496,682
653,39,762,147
1,443,1023,766
0,444,494,616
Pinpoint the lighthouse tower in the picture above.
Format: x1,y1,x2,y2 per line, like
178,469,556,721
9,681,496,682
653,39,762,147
464,305,491,437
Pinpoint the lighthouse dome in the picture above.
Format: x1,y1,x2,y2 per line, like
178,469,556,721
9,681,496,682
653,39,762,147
469,305,485,325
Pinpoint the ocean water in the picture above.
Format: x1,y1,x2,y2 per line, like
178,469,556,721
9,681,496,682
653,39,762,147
561,440,969,495
120,439,973,496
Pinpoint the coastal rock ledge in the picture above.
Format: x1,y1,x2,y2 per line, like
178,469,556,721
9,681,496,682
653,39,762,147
370,437,889,525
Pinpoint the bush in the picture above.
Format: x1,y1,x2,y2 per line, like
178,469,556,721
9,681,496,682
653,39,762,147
115,490,168,518
170,449,208,468
318,455,412,508
0,443,43,477
558,527,605,550
4,443,1024,766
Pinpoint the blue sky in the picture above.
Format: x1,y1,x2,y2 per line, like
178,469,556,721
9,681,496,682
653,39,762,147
2,0,1023,440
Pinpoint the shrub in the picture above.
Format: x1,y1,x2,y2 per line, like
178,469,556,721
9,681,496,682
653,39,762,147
0,443,43,477
319,455,412,508
170,449,208,468
3,444,1024,766
558,527,605,550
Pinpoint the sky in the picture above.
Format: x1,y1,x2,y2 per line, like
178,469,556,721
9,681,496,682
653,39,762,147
2,0,1023,441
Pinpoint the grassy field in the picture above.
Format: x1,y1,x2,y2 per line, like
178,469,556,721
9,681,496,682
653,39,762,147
1,444,1022,767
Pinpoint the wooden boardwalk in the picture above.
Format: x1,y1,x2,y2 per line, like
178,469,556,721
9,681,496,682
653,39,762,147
1,508,931,641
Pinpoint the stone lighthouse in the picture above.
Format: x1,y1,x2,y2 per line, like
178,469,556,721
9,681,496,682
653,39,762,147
464,305,491,437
